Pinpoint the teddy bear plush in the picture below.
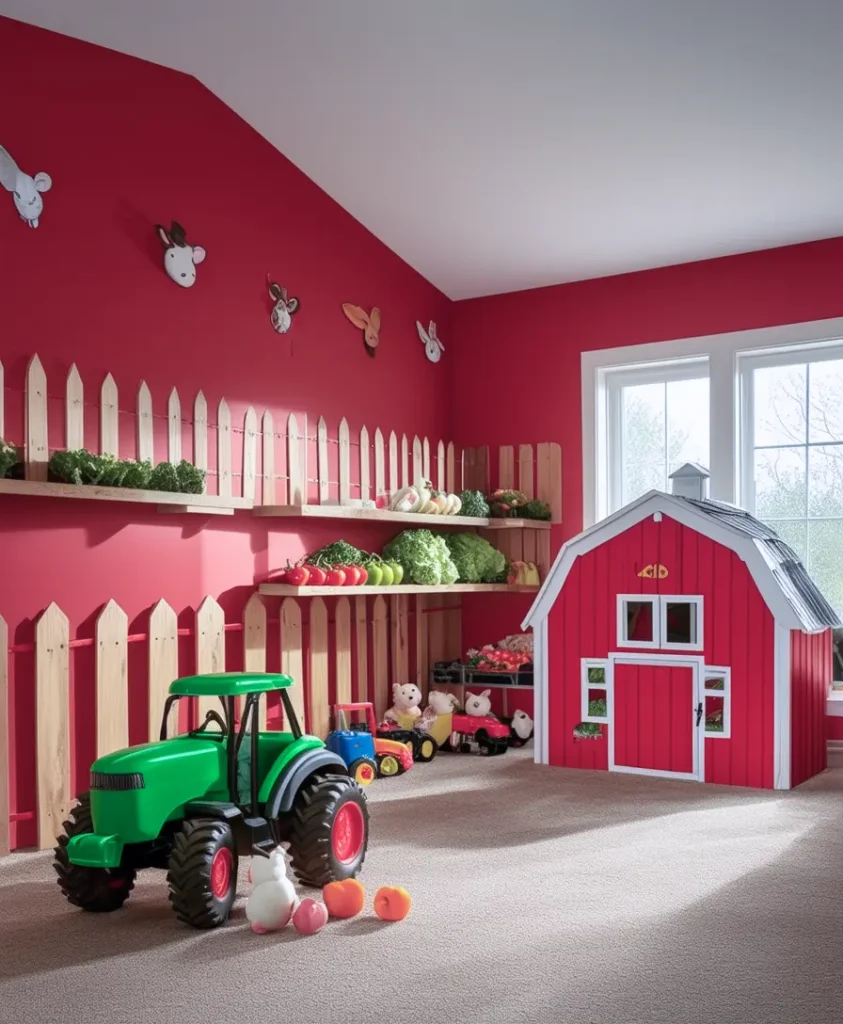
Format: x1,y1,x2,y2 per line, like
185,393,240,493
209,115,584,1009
384,682,423,724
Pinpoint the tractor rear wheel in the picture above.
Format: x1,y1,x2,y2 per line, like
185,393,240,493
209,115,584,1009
287,774,369,888
166,818,238,929
54,794,136,913
376,752,402,777
413,734,437,763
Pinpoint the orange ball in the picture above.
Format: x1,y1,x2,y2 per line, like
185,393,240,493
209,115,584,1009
322,878,366,919
373,886,412,922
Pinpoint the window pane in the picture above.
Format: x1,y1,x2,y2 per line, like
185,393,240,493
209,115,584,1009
808,359,843,443
766,519,808,565
665,601,698,644
587,666,606,684
807,520,843,618
807,446,843,518
753,364,807,447
666,377,709,475
754,447,806,519
621,382,666,504
705,676,726,691
624,600,653,642
704,696,725,732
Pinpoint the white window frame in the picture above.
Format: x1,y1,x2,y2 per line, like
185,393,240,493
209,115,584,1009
659,595,704,652
616,594,660,649
703,665,731,740
582,316,843,529
581,659,611,723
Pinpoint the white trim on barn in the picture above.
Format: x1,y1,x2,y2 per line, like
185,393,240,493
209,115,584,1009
703,665,731,740
533,616,549,765
523,490,805,634
773,624,792,790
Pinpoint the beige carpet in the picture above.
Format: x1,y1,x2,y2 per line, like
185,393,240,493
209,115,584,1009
1,748,841,1024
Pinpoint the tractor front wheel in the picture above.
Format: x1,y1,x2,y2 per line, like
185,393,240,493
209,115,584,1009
54,794,136,913
413,734,437,763
166,818,238,929
288,775,369,887
347,757,377,786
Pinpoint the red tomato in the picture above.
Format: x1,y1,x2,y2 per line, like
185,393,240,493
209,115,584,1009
356,566,368,585
307,566,327,586
343,566,362,585
286,565,310,586
325,567,347,587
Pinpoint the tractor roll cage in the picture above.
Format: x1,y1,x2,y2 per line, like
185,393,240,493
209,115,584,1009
159,690,303,816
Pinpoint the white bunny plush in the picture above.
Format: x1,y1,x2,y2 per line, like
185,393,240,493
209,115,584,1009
384,682,423,723
509,709,534,745
245,846,298,934
464,689,495,718
417,689,460,731
0,145,51,228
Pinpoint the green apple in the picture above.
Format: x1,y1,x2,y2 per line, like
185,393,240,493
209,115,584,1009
366,562,383,586
379,562,395,586
388,561,404,585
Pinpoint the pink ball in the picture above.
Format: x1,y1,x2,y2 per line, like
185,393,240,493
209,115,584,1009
292,898,329,935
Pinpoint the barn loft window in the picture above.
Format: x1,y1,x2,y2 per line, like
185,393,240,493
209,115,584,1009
703,667,731,738
574,660,609,738
660,596,704,651
617,595,659,648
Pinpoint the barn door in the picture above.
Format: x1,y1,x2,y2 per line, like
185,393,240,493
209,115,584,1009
610,659,702,781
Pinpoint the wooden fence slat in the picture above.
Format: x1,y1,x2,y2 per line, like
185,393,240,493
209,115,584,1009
0,615,8,856
476,446,490,494
96,599,129,758
372,595,389,719
338,418,351,503
36,603,70,850
401,434,410,488
100,373,119,457
391,595,409,684
286,413,302,504
423,437,431,481
137,381,154,464
243,406,258,501
196,596,225,720
518,444,534,498
412,435,423,484
0,359,4,437
523,528,538,567
359,425,371,502
194,391,208,490
168,388,182,464
149,599,178,741
354,596,368,704
536,531,552,580
550,442,563,523
437,441,446,492
463,447,477,492
335,597,352,706
374,428,386,498
317,417,329,503
243,594,268,730
217,399,232,498
388,431,399,495
499,445,515,490
66,364,84,450
309,597,330,738
415,596,429,692
280,599,305,728
262,410,276,505
26,354,48,481
446,441,456,494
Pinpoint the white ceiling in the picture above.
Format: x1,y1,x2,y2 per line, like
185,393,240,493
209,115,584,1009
5,0,843,299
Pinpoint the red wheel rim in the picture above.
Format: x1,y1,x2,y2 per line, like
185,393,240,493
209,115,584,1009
331,801,365,864
210,847,233,899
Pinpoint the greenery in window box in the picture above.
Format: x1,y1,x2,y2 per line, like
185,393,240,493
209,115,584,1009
0,439,20,479
587,666,606,684
572,697,607,739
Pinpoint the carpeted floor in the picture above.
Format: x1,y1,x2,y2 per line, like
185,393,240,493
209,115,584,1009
1,748,841,1024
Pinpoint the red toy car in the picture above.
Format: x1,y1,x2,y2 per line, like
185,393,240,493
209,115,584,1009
446,713,511,756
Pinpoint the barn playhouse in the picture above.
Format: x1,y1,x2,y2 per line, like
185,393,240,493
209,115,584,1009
522,464,839,790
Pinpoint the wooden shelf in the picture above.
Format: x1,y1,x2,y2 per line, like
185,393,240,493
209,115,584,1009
259,582,540,597
0,478,253,514
253,503,551,530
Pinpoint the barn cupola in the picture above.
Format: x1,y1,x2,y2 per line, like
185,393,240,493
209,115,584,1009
669,462,710,501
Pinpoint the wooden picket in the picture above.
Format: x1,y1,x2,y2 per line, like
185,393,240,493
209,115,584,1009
262,410,276,505
391,595,409,683
317,417,329,504
335,597,352,706
354,596,368,703
359,425,371,501
338,418,351,503
66,365,84,450
243,407,258,502
196,596,225,720
217,400,232,498
374,427,386,498
388,431,399,494
193,391,208,485
96,600,129,758
372,595,389,718
412,435,423,483
309,598,330,738
101,373,119,457
287,413,304,505
35,603,70,850
0,615,8,857
149,599,178,740
138,381,154,463
26,355,48,481
280,598,305,728
168,388,182,463
243,593,268,730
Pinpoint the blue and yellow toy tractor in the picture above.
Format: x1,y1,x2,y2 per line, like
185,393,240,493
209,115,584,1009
326,703,414,783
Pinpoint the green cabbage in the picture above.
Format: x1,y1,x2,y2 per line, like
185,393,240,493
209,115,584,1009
445,532,506,583
383,529,459,586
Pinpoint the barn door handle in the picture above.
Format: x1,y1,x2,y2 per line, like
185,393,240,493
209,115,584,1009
695,702,703,727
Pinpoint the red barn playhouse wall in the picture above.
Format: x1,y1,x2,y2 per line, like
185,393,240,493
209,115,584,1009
790,629,832,787
547,515,776,789
0,17,453,850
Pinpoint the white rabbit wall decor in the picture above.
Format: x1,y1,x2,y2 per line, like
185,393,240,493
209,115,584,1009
416,320,444,363
0,144,52,228
267,275,300,334
155,221,206,288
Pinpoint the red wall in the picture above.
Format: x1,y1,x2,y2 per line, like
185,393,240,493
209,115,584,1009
790,630,831,787
0,16,453,848
547,515,776,789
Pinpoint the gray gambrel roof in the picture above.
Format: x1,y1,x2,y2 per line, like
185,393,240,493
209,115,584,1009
523,489,841,634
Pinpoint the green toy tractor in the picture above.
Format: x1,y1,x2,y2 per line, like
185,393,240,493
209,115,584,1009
53,672,369,929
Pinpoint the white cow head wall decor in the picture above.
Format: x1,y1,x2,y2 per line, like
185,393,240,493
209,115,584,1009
155,221,206,288
0,145,52,228
267,275,300,334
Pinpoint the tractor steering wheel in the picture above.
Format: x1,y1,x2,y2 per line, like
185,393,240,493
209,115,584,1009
193,709,227,736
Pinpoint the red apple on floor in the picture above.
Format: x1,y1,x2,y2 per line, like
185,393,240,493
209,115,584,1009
292,898,329,935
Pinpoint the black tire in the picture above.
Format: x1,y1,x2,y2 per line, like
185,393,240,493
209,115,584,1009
413,734,437,763
287,774,369,888
53,794,136,913
476,730,493,756
166,818,238,929
347,756,378,786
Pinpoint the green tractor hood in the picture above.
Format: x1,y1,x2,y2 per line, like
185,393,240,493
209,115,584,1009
67,736,228,869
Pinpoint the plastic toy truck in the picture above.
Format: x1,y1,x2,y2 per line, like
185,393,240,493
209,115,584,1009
332,702,414,778
376,713,438,763
54,672,369,930
421,705,511,756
